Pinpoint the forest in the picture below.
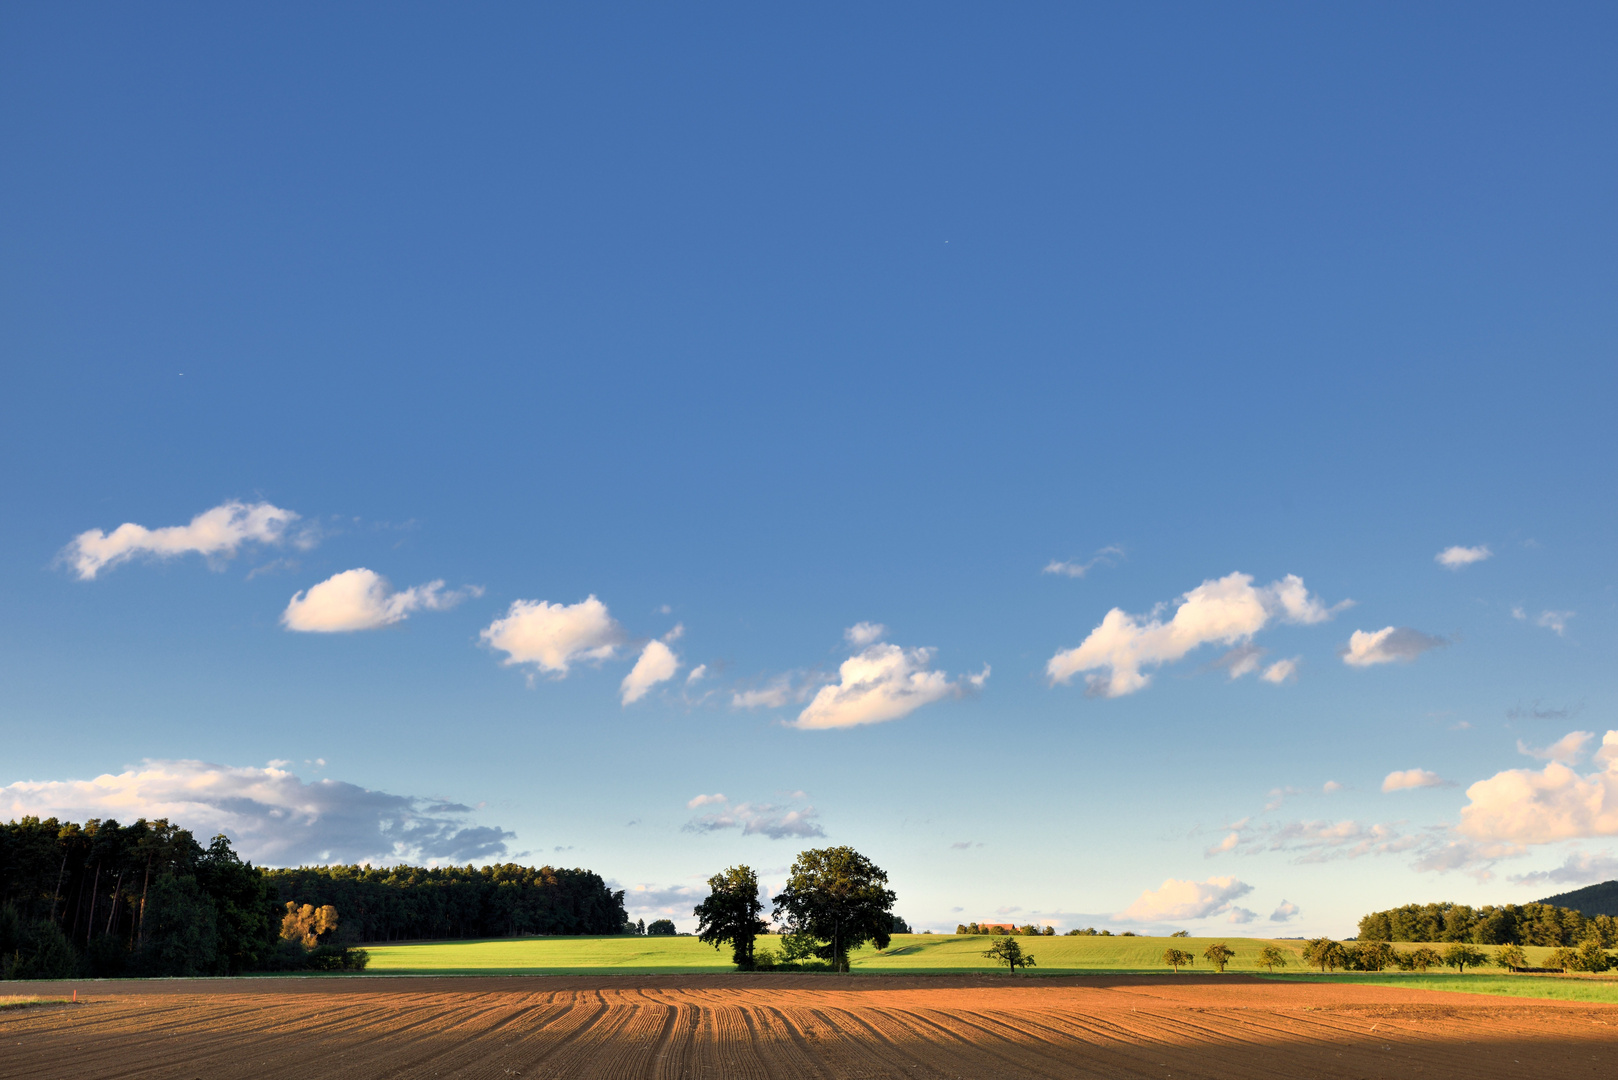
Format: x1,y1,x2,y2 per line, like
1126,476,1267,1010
0,816,627,979
1357,900,1618,947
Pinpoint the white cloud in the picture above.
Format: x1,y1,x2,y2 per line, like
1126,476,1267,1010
1042,546,1124,579
1261,657,1299,684
1537,611,1574,636
1269,900,1300,922
794,631,987,730
62,500,301,580
0,760,511,866
682,795,824,839
1341,626,1446,667
1457,731,1618,846
1436,545,1492,569
844,622,888,647
621,639,681,704
1217,818,1418,863
1207,832,1240,855
1118,876,1253,922
1226,907,1257,924
1507,850,1618,889
1518,731,1595,765
732,674,814,710
479,595,625,676
1323,780,1343,793
281,568,478,632
1382,768,1450,792
617,883,708,921
685,664,708,685
1213,644,1266,679
1046,572,1346,697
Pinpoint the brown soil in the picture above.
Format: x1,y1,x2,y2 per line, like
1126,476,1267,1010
3,974,1615,1079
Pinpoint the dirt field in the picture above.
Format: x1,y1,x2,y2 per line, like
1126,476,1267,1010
3,973,1616,1079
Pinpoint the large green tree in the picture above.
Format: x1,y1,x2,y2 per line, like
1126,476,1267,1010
771,846,896,973
694,865,769,969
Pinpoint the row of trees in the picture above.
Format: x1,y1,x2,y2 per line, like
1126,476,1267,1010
262,863,627,941
694,847,898,972
1,816,629,979
1302,936,1617,974
955,922,1056,936
1358,901,1618,947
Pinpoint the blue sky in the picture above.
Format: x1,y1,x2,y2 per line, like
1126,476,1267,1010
2,4,1615,935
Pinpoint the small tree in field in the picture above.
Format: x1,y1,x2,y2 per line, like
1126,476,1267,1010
693,865,769,970
1574,937,1612,973
1493,944,1527,972
1256,945,1288,973
982,936,1037,975
772,846,896,973
1405,946,1443,973
1162,948,1193,973
1356,940,1395,972
647,919,677,936
1442,943,1486,973
1303,938,1347,973
1203,943,1235,972
1547,947,1578,973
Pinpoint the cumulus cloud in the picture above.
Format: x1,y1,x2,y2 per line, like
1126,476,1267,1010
1323,780,1343,793
1118,876,1253,922
686,664,708,685
1507,850,1618,889
1227,907,1257,924
682,794,824,839
1518,731,1595,765
621,639,681,704
1042,546,1124,579
1457,731,1618,846
62,500,302,580
1046,572,1346,697
1341,627,1447,667
844,622,888,647
1270,900,1300,922
1382,768,1450,792
480,595,625,676
0,760,511,866
794,631,988,730
281,568,478,632
1436,545,1492,569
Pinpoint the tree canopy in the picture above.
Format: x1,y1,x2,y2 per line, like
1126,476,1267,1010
694,865,768,969
982,936,1036,974
771,846,896,973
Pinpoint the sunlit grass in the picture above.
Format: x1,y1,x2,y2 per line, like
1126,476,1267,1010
0,996,75,1010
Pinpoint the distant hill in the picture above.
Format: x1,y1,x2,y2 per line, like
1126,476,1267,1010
1536,880,1618,918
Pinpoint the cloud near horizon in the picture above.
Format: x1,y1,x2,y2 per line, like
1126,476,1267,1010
682,794,824,839
1047,572,1347,697
1341,626,1447,667
1118,876,1253,922
1457,731,1618,847
62,500,302,580
480,595,625,676
0,760,512,866
282,568,479,632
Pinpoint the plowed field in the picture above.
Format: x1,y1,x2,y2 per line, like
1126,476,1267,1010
4,974,1615,1079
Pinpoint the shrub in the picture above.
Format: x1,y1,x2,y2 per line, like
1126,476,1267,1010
1574,937,1612,973
1402,946,1443,973
305,946,370,972
1493,944,1527,972
1547,947,1579,973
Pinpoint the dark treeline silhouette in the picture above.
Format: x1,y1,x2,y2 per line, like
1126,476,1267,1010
1537,880,1618,918
1,816,274,978
2,816,627,979
1358,900,1618,947
262,864,627,942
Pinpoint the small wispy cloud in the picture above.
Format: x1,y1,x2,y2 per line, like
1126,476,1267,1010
1042,545,1124,579
1341,627,1447,667
1436,545,1491,570
1514,607,1574,636
682,794,824,839
1517,731,1595,765
1382,768,1452,792
62,500,306,580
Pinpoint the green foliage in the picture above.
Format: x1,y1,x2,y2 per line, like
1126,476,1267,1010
1547,947,1579,972
1493,944,1528,971
1256,945,1287,972
137,874,219,976
888,913,913,934
1397,946,1443,972
1574,936,1612,973
772,847,896,973
1442,943,1487,973
1535,879,1618,918
1302,938,1348,972
1347,940,1395,972
304,945,370,972
646,919,677,936
1202,942,1235,972
693,865,768,969
1161,948,1193,972
1358,900,1618,948
1170,930,1189,938
982,936,1036,974
955,921,1048,936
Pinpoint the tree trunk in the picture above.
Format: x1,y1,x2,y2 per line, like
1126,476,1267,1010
105,868,126,936
137,856,152,949
49,851,68,925
86,862,102,944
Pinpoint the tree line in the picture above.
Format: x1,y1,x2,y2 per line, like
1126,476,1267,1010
1358,901,1618,948
1,816,627,979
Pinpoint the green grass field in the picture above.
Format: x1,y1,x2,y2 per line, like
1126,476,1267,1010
358,934,1618,1002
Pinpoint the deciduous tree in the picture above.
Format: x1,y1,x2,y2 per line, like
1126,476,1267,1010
693,865,769,970
1162,948,1193,972
1203,943,1235,972
771,847,896,973
1442,943,1486,973
1256,945,1287,972
982,936,1036,974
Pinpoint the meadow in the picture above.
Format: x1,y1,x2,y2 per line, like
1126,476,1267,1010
357,933,1618,1002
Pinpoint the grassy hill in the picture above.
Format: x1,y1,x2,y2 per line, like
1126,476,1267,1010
1537,880,1618,918
360,933,1568,977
